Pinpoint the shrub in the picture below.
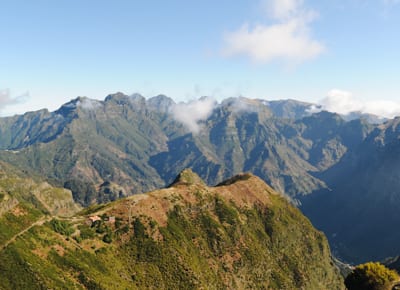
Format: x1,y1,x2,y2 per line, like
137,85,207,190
78,225,96,240
345,262,399,290
115,217,123,229
94,221,107,234
133,218,146,238
215,197,238,225
102,233,112,244
49,219,74,236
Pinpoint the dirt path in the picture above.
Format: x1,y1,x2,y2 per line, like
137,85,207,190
0,216,52,252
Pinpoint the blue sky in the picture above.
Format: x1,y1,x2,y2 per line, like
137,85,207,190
1,0,400,116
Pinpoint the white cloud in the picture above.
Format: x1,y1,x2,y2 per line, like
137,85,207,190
313,89,400,119
264,0,304,20
223,0,324,65
171,97,217,134
0,89,29,112
77,98,103,111
319,90,363,115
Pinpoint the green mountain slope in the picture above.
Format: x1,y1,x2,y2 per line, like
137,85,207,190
0,170,344,289
0,94,372,207
0,161,80,250
0,94,182,205
151,105,372,198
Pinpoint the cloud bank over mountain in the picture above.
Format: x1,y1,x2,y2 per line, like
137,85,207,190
311,89,400,119
171,97,217,134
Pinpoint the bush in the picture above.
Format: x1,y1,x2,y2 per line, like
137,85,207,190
94,221,107,234
102,233,112,244
50,219,74,236
115,217,123,229
133,218,146,238
78,225,96,240
345,262,399,290
78,272,103,290
215,197,238,225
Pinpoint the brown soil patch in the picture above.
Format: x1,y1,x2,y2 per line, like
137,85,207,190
213,175,273,208
221,251,242,272
103,175,275,228
32,248,49,259
11,205,27,216
52,244,66,256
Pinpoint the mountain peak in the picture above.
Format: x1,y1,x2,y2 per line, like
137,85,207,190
169,168,205,187
104,92,130,103
104,92,147,110
54,97,81,118
147,94,175,113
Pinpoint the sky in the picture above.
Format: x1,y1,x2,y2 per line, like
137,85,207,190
1,0,400,117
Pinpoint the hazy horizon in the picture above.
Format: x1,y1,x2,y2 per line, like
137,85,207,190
2,0,400,116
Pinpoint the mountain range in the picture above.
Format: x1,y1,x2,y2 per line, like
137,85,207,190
0,92,398,263
0,93,373,200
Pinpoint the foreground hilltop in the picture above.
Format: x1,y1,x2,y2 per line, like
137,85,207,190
0,169,343,289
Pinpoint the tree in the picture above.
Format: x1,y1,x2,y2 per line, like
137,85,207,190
49,218,74,236
345,262,399,290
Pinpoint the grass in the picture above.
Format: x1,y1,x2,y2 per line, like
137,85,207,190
0,183,344,289
0,203,43,245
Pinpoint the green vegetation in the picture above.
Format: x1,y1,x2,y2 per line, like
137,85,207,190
0,171,345,289
133,217,146,238
49,218,74,236
79,203,109,216
4,93,397,265
214,196,238,225
345,262,399,290
2,94,391,263
116,190,344,289
102,233,113,243
0,203,43,245
0,95,372,207
77,224,96,240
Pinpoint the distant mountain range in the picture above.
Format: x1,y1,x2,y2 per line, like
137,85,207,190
301,117,400,263
0,93,373,201
0,92,398,263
